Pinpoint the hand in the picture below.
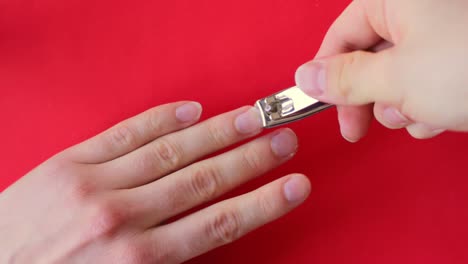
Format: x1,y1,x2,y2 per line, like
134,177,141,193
295,0,468,141
0,101,310,263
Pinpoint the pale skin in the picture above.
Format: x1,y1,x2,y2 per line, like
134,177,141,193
0,102,310,263
2,0,468,263
296,0,468,141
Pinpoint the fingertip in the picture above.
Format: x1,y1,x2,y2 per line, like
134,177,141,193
295,61,326,98
175,101,203,123
234,106,263,135
337,105,373,143
338,118,360,143
341,132,360,143
406,123,446,139
270,128,298,159
283,174,311,205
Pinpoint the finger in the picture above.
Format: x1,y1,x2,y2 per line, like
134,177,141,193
130,128,298,226
309,0,392,144
98,106,263,188
151,174,311,263
315,0,391,59
373,103,412,129
68,101,202,164
334,41,394,143
337,104,374,143
296,49,398,106
406,123,446,139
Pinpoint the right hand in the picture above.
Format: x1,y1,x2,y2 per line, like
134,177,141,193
295,0,468,141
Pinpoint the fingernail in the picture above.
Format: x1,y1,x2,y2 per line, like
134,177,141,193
271,129,298,158
338,116,360,143
234,107,263,134
176,102,202,123
383,107,409,126
283,175,310,203
295,62,326,97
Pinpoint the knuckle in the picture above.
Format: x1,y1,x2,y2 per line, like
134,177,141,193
242,145,265,172
59,165,97,203
336,51,364,100
206,122,233,148
69,179,96,203
86,199,127,239
150,138,183,170
109,124,138,148
143,108,164,134
206,211,243,244
189,163,222,202
39,160,97,204
151,247,175,264
256,192,276,217
116,241,155,264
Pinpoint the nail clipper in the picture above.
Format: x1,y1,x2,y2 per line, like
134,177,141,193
254,86,333,128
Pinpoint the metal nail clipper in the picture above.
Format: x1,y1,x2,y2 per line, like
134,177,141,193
254,86,333,128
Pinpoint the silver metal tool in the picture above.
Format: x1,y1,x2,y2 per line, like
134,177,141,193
254,86,333,128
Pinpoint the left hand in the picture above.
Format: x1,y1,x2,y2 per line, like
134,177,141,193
0,101,310,263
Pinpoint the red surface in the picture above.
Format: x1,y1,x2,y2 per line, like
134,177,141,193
1,1,468,263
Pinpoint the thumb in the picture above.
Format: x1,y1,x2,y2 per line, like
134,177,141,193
295,50,398,106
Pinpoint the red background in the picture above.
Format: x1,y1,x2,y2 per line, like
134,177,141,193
1,0,468,263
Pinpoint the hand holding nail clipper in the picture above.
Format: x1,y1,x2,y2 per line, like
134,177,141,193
258,0,468,142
